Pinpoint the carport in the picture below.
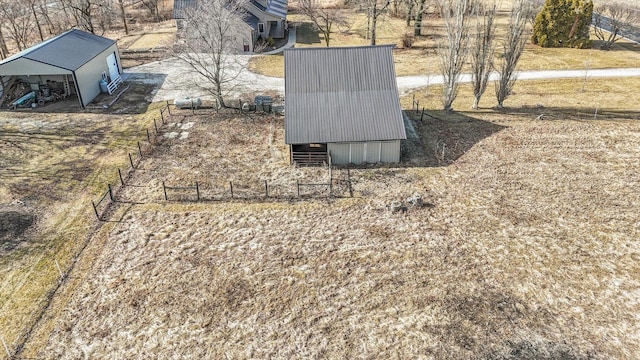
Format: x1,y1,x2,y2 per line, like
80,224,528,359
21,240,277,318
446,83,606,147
0,29,122,108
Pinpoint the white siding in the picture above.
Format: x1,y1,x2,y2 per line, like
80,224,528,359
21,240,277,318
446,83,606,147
328,140,401,165
74,43,120,106
0,58,70,76
328,143,350,164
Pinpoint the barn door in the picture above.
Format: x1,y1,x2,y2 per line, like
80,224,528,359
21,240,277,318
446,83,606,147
106,52,119,82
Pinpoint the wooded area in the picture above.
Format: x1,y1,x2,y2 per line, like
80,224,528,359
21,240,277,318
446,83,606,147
0,0,172,59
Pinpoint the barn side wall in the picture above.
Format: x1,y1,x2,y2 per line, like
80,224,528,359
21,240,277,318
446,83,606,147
75,43,120,107
328,140,401,165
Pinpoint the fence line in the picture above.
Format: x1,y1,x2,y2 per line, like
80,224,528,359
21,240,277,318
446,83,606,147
90,101,171,220
161,170,354,202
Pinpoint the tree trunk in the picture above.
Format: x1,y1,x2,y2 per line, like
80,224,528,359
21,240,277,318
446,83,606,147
472,96,479,110
371,5,377,45
0,26,9,59
118,0,129,34
31,3,44,41
406,1,413,26
414,0,426,36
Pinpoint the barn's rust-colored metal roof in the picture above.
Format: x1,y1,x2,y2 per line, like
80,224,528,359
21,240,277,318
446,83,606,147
0,29,115,72
284,45,406,144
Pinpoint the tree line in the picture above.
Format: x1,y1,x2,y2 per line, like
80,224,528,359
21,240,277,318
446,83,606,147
0,0,171,59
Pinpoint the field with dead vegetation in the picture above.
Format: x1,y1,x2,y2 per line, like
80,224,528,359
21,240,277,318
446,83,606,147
0,86,159,359
15,75,640,359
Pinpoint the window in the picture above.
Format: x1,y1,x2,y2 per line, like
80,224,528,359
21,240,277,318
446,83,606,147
309,144,323,148
258,23,264,33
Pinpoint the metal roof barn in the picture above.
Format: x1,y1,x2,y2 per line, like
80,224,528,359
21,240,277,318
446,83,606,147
284,45,407,165
0,29,122,108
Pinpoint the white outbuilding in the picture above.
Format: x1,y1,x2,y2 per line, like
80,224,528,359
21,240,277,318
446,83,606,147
0,29,122,108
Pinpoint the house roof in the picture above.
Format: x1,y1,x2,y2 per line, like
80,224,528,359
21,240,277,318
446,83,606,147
266,0,287,18
175,1,269,33
176,0,287,21
284,45,407,144
0,29,115,72
173,0,195,19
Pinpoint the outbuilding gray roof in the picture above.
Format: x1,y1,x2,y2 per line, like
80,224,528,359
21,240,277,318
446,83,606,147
0,29,115,72
284,45,406,145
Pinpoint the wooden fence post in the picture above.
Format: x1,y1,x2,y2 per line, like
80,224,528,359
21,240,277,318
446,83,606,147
91,201,100,220
162,181,168,201
160,108,164,123
118,168,124,186
154,118,158,133
146,128,151,142
195,182,200,201
347,169,353,198
138,141,143,156
128,153,134,168
421,107,425,121
229,181,234,198
264,180,269,197
166,100,172,115
108,183,114,201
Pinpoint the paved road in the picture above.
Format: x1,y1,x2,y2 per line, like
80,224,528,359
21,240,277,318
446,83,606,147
124,58,640,102
593,14,640,44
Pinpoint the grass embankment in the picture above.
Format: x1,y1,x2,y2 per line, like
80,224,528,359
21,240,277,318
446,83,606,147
0,101,163,359
23,77,640,358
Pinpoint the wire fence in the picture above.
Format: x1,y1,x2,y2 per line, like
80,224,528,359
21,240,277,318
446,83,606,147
90,101,354,220
160,173,354,202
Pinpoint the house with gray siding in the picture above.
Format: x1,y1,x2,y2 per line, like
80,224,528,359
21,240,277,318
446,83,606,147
174,0,288,52
0,29,122,108
284,45,407,165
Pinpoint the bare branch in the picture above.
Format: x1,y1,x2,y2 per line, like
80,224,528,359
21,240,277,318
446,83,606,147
437,0,473,111
299,0,349,47
173,0,250,107
495,0,532,108
470,0,497,110
593,2,639,50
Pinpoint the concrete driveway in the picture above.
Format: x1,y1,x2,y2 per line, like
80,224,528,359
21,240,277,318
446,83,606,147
124,56,640,102
123,55,285,102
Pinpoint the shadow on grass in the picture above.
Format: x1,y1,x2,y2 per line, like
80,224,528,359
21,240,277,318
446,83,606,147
400,109,507,167
589,40,640,52
294,22,321,45
495,106,640,121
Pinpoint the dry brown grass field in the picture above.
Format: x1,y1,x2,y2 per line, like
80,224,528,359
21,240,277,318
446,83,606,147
249,7,640,77
0,87,159,359
16,76,640,359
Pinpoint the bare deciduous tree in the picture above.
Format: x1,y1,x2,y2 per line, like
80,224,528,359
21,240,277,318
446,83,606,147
62,0,113,35
26,0,45,42
300,0,349,47
174,0,249,107
437,0,472,111
362,0,392,45
404,0,415,26
141,0,164,22
117,0,129,34
593,2,639,50
413,0,427,35
470,0,496,109
0,26,9,59
0,1,34,51
495,0,532,109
